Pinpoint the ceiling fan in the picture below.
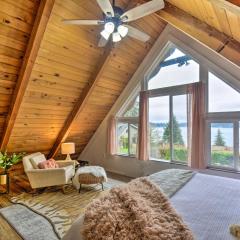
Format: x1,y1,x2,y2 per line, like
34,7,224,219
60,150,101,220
62,0,165,47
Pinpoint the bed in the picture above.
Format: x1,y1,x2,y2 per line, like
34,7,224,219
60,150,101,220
63,170,240,240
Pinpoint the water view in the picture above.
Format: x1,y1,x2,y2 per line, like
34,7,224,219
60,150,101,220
150,122,234,167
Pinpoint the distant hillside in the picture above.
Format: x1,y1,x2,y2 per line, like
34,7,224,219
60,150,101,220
150,122,232,128
149,122,187,128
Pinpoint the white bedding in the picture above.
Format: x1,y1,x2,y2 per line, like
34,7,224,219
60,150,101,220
63,173,240,240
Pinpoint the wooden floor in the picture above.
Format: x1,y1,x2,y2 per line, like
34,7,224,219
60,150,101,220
0,171,132,240
0,174,32,240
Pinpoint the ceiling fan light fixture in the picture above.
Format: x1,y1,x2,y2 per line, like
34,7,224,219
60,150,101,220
104,22,115,33
117,25,128,38
101,29,111,40
112,32,121,42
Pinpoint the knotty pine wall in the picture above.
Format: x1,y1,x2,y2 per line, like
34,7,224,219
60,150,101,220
0,0,39,141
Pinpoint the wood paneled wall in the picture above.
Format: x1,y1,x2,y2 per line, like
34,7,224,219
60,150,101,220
0,0,39,139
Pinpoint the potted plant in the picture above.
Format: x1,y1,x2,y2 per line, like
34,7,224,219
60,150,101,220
0,152,24,192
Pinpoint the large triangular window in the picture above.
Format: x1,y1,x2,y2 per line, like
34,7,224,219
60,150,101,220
147,42,199,90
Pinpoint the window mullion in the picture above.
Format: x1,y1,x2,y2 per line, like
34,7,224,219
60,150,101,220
170,95,173,162
234,121,239,170
128,123,131,156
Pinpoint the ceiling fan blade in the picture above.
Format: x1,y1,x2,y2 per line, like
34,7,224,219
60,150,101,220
96,0,114,17
98,36,109,47
120,0,165,22
125,25,150,42
62,19,104,25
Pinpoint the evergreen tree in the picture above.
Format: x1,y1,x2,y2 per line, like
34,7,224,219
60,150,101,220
162,116,184,145
214,129,226,146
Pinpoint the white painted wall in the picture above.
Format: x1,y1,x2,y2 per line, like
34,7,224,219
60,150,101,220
79,25,240,179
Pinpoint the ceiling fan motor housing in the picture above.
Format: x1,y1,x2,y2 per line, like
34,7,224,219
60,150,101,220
104,6,124,30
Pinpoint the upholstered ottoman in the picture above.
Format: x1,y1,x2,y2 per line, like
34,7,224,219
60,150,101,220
72,166,107,193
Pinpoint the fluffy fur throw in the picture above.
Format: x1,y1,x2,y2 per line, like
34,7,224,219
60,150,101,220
82,177,194,240
230,224,240,239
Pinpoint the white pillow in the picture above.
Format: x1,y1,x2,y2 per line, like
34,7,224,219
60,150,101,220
30,154,46,169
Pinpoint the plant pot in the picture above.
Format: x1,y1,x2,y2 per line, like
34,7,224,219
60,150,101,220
0,174,7,184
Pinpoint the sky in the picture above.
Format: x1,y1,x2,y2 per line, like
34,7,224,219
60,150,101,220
148,48,240,123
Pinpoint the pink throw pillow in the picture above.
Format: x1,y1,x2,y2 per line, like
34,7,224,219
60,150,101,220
38,158,59,169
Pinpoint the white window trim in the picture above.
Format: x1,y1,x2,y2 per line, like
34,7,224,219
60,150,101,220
148,84,190,164
116,86,140,117
206,120,240,171
142,26,240,169
116,120,138,157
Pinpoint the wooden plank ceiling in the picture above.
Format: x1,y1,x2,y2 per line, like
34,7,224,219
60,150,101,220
1,0,166,157
167,0,240,42
0,0,240,158
0,0,40,143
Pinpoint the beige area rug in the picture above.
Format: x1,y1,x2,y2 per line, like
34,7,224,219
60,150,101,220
11,179,123,238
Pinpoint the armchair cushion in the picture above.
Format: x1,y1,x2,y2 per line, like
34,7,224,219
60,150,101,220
57,160,75,168
30,154,46,169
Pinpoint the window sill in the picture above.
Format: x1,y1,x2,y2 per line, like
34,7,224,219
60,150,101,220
207,166,240,174
115,154,137,159
149,158,187,166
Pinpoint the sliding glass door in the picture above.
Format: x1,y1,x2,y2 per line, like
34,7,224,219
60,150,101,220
148,89,189,164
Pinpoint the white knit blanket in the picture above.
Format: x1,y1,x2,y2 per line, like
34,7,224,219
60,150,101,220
73,166,107,190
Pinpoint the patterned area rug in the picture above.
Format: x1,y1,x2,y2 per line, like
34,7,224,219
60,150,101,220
11,179,123,238
0,204,59,240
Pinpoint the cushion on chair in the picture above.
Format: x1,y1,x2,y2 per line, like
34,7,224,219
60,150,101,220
73,166,107,189
38,159,59,169
30,154,46,169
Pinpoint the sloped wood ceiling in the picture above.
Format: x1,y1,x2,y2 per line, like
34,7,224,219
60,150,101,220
167,0,240,41
4,0,166,156
1,0,240,157
0,0,39,141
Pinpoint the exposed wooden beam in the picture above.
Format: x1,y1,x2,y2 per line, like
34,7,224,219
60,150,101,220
0,0,55,151
48,43,113,158
207,0,240,15
156,2,240,67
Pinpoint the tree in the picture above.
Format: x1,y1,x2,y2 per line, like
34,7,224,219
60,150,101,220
162,116,184,145
214,129,226,146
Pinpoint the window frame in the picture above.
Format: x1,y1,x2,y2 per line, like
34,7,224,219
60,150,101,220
116,118,139,157
113,25,240,173
144,41,201,91
206,70,240,171
206,119,239,171
148,84,191,164
116,89,140,158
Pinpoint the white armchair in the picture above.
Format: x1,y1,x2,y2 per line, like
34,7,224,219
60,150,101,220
23,152,75,189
